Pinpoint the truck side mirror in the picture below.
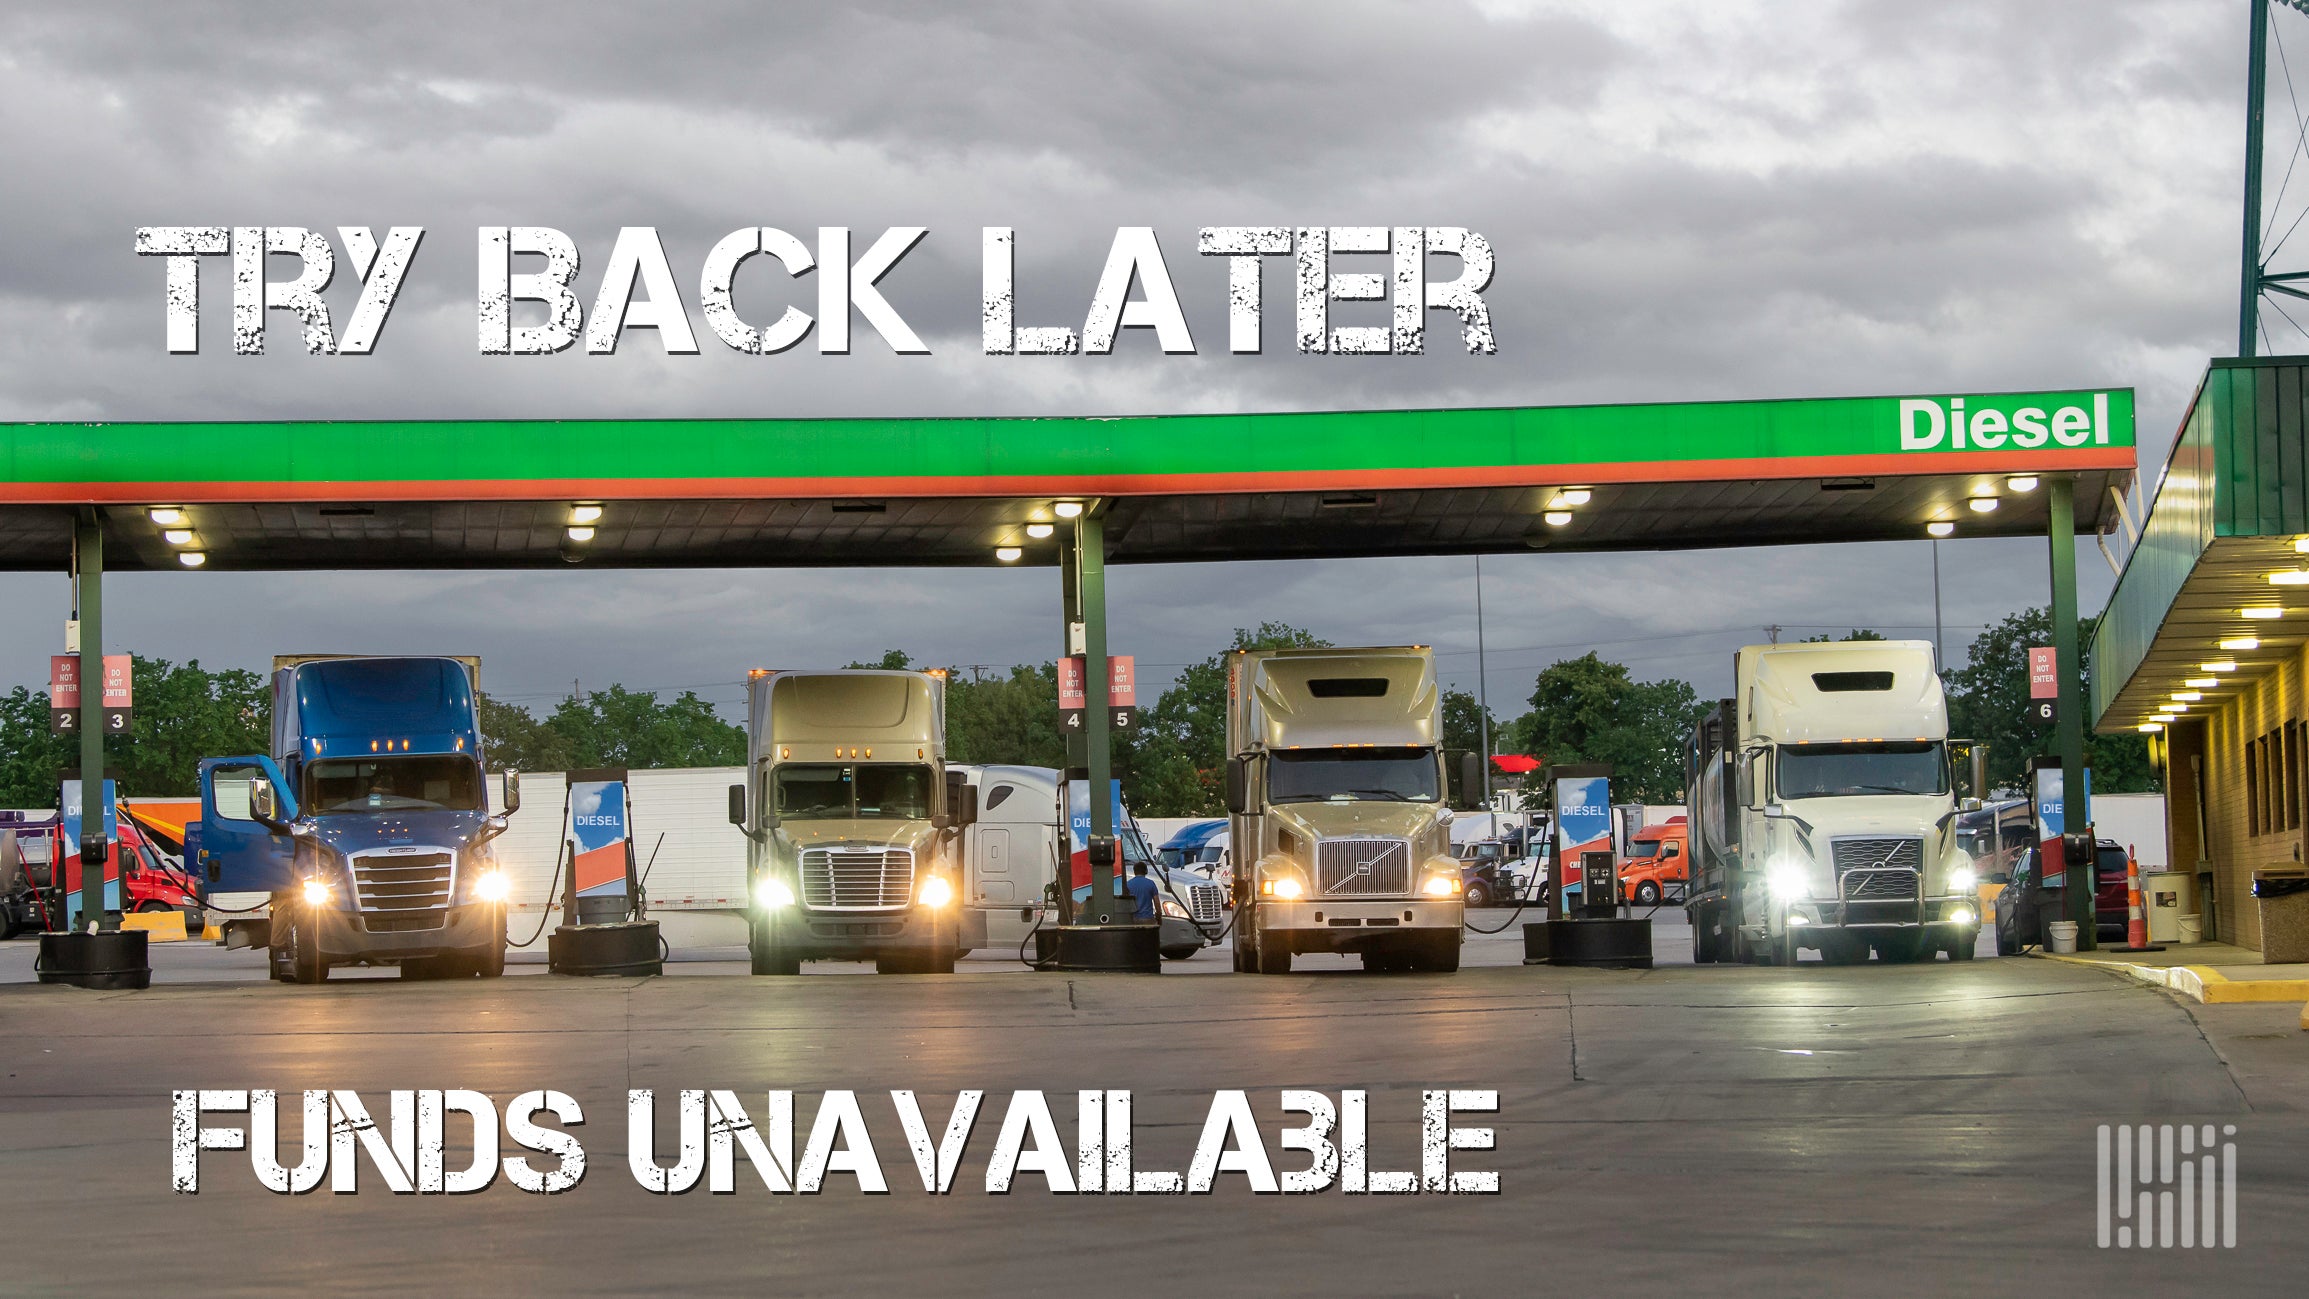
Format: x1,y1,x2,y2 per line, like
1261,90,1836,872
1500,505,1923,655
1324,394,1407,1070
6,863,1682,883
727,783,747,828
1738,752,1768,810
945,771,977,827
1225,756,1250,815
1459,752,1483,810
503,772,522,814
249,780,289,834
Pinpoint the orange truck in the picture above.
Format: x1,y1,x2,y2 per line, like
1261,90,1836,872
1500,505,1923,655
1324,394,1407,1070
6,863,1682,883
1620,817,1689,905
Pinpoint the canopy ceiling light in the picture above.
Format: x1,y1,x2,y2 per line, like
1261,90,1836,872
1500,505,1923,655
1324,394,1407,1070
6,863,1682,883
177,551,206,568
2201,660,2239,672
2220,637,2262,650
994,546,1023,563
1025,522,1055,539
1052,501,1084,519
2138,723,2163,732
1967,496,2000,513
2241,607,2288,619
2270,570,2309,585
565,526,595,542
2185,678,2219,688
147,506,186,526
2006,475,2039,492
569,503,604,525
2170,691,2202,702
1926,520,1956,537
1546,488,1591,509
161,529,195,546
1543,510,1573,527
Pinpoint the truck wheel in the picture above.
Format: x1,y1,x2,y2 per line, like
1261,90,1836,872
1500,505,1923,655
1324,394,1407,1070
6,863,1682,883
474,914,507,978
1948,933,1978,962
1420,931,1461,973
1255,927,1292,974
874,950,919,975
749,917,800,976
1232,915,1256,972
1634,881,1661,906
282,912,327,985
1464,881,1490,909
136,900,172,913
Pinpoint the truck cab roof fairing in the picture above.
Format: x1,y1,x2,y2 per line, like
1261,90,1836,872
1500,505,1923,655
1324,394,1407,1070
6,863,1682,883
1741,641,1947,746
1240,649,1438,751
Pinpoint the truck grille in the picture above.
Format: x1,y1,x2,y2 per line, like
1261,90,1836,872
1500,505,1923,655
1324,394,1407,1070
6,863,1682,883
350,849,454,912
1830,837,1923,875
1187,882,1225,923
1841,869,1921,901
1316,838,1411,897
800,847,914,909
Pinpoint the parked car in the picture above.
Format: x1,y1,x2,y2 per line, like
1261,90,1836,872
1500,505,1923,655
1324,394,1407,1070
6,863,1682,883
1992,839,2130,954
1620,818,1689,905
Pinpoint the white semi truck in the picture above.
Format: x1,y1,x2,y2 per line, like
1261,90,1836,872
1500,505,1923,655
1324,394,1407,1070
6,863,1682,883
1684,640,1979,965
1224,646,1467,973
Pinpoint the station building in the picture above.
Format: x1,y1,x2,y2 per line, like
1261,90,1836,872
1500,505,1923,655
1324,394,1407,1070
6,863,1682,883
2093,356,2309,950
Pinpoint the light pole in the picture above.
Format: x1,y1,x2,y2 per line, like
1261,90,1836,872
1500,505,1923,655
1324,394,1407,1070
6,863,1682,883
1475,555,1494,834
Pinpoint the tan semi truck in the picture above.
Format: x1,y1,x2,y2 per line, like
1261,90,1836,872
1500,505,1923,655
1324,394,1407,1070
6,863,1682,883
726,669,973,975
1224,646,1467,973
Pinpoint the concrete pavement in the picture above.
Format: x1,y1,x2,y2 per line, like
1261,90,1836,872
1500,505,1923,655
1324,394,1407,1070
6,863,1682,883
1,921,2303,1296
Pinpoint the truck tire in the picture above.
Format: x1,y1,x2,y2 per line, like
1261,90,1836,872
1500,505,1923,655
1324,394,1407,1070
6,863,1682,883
1419,931,1461,973
281,912,327,985
1464,880,1490,910
1255,926,1292,974
474,914,507,978
1634,881,1661,906
136,900,172,913
749,917,800,976
1947,933,1978,962
1232,911,1257,972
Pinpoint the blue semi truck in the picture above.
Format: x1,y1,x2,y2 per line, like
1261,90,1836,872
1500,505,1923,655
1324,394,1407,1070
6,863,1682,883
189,655,517,983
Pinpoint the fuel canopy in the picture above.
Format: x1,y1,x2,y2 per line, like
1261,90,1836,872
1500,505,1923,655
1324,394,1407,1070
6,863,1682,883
0,385,2135,571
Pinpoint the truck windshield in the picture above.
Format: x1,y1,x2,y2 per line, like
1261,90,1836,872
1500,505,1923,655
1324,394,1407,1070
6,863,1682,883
304,757,483,815
775,764,934,819
1630,837,1661,858
1776,742,1948,799
1268,747,1439,804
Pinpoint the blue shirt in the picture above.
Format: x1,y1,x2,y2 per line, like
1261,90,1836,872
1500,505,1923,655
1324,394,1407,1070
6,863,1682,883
1124,873,1161,921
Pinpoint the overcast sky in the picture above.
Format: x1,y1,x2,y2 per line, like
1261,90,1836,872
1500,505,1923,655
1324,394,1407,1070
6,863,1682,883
0,0,2260,723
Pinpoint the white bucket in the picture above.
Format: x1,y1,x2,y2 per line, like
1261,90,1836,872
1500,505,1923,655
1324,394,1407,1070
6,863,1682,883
2178,915,2202,945
2047,920,2079,954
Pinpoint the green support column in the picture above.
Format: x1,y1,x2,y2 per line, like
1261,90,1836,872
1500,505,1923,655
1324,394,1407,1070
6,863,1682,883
74,512,109,932
1075,509,1117,921
2244,0,2270,357
2048,476,2094,950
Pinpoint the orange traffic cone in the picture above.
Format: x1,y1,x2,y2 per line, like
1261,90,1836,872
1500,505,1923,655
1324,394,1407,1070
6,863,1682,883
2125,851,2148,949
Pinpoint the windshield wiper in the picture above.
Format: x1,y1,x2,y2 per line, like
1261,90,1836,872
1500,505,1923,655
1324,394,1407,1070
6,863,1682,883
1341,789,1417,801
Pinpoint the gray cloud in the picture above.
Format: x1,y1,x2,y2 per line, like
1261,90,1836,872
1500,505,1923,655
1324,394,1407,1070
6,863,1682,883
0,0,2237,716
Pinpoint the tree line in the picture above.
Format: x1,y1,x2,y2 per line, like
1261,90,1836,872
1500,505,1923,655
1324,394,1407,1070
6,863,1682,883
0,608,2152,811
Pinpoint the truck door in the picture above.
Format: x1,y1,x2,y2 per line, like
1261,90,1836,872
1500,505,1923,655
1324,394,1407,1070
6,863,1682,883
196,756,297,895
977,827,1013,903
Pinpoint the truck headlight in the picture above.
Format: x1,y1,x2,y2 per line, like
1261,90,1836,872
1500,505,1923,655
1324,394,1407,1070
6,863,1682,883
1950,907,1976,926
300,878,332,906
917,875,955,908
757,877,796,909
1422,875,1462,897
473,870,510,902
1262,877,1304,900
1159,897,1190,920
1766,861,1811,900
1947,867,1976,894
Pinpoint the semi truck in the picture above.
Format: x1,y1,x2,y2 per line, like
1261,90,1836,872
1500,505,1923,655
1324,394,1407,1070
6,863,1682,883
1684,640,1978,965
189,655,516,982
1224,646,1467,973
727,669,972,975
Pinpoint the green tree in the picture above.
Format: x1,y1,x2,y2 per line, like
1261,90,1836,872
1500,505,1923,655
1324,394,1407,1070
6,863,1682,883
545,686,745,770
1442,687,1496,758
477,692,576,773
847,650,914,671
1946,607,2157,796
0,656,267,804
1503,653,1708,802
945,663,1067,768
1125,623,1331,816
1799,629,1888,642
